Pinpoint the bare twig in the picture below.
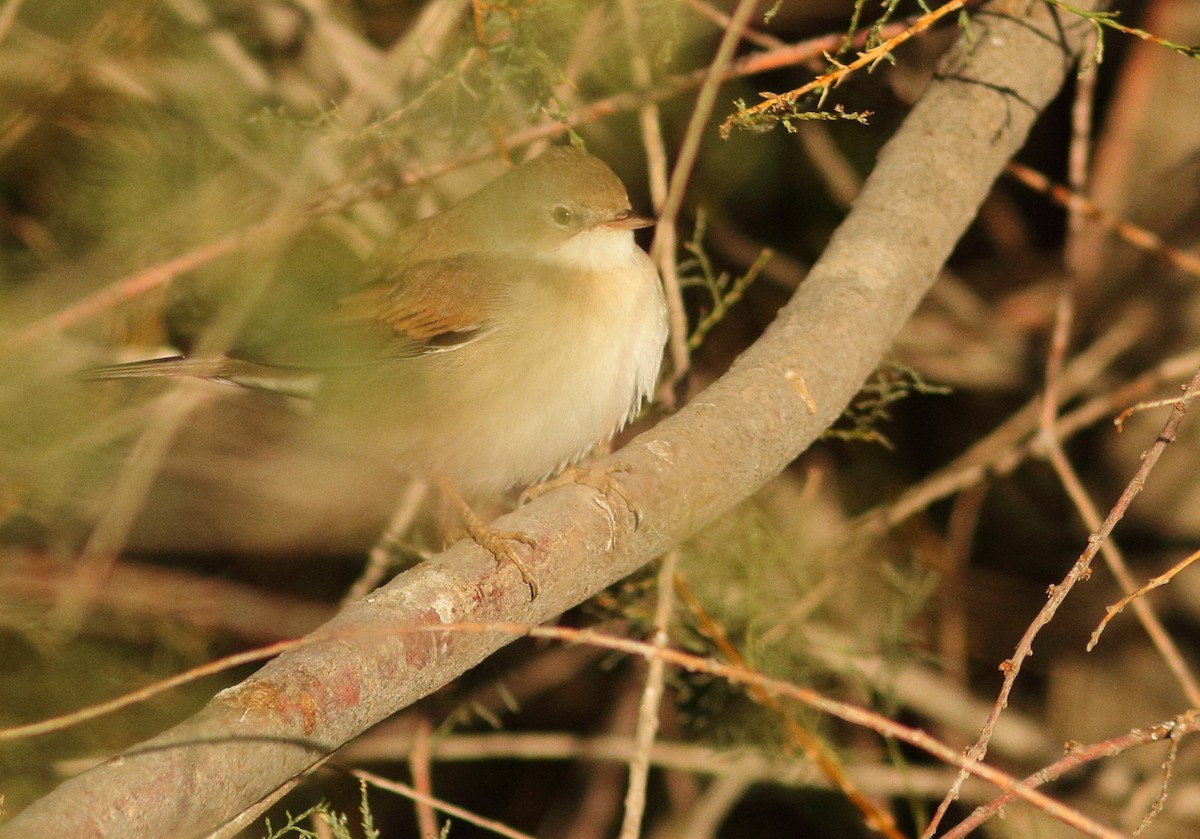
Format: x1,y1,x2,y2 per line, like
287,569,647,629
4,621,1129,839
651,0,762,389
943,710,1200,839
1043,431,1200,700
1115,391,1200,431
1090,547,1200,651
619,551,676,839
855,309,1149,537
344,478,429,605
682,0,785,49
408,717,439,838
354,767,533,839
1007,161,1200,279
927,365,1200,835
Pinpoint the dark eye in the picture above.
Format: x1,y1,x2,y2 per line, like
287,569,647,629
550,204,573,227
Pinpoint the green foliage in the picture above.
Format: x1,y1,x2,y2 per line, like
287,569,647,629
823,360,950,450
1047,0,1200,63
679,209,770,351
671,491,936,752
261,780,380,839
478,0,582,112
730,0,1200,140
465,0,682,127
727,98,872,135
844,0,926,56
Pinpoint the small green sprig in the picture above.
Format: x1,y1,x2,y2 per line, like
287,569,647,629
680,210,772,352
727,99,872,136
262,780,380,839
823,360,950,449
1047,0,1200,63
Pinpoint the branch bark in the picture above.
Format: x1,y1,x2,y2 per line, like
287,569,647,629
1,2,1101,836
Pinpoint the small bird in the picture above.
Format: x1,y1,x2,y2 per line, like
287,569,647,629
90,146,669,592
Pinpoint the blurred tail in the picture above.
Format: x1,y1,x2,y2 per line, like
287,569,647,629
83,356,222,380
81,356,318,398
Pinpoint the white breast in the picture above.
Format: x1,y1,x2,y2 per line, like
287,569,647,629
414,227,667,494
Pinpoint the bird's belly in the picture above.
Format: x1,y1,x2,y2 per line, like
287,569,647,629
405,273,665,494
423,338,642,493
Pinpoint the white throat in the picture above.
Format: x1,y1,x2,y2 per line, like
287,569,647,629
547,227,640,273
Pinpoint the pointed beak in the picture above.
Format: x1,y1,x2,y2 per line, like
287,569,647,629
604,209,655,231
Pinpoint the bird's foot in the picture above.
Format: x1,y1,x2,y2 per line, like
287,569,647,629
441,478,539,599
521,462,641,528
464,516,539,599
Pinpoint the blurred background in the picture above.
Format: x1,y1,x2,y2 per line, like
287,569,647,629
2,0,1200,836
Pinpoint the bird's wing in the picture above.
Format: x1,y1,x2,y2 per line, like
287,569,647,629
83,255,507,391
336,254,503,357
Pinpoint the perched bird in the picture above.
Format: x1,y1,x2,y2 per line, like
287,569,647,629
90,146,669,593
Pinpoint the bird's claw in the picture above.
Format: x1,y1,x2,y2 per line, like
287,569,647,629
468,526,539,599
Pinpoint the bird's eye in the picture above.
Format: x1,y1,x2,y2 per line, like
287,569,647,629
550,204,573,228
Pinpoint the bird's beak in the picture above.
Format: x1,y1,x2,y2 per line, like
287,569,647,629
604,210,655,231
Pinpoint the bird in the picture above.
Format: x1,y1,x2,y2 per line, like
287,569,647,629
88,145,669,595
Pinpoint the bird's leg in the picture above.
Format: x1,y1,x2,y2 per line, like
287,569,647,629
438,477,539,599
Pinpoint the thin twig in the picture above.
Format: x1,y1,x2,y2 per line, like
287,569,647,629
340,730,988,798
1007,161,1200,278
720,0,969,136
0,638,300,741
943,711,1200,839
616,0,669,212
855,309,1150,537
354,767,534,839
682,0,785,49
674,575,905,838
1134,717,1186,835
343,478,429,605
1115,392,1200,431
926,365,1200,835
619,551,676,839
617,0,676,411
8,20,917,349
1044,442,1200,701
1090,548,1200,650
651,0,762,390
2,621,1129,838
408,717,439,838
9,233,244,348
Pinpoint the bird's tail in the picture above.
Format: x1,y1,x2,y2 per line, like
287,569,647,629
82,355,223,380
81,356,318,399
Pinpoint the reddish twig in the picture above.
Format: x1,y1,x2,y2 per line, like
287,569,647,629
943,710,1200,838
1007,161,1200,279
719,0,970,137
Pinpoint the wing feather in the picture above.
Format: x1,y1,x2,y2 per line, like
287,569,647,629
337,254,502,355
83,254,508,393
